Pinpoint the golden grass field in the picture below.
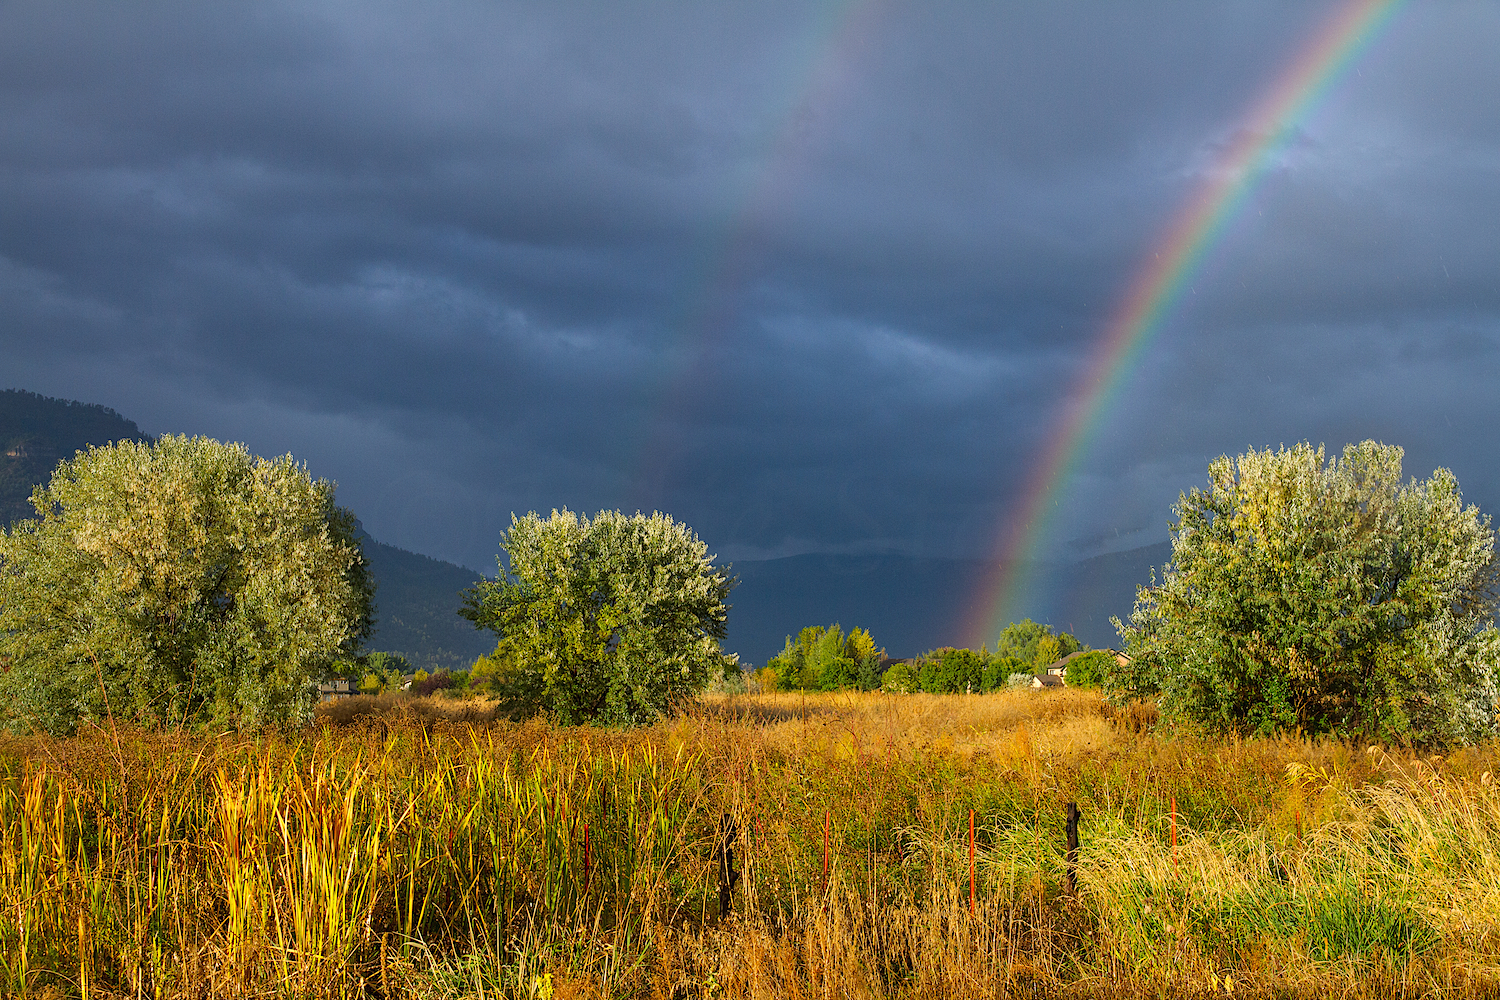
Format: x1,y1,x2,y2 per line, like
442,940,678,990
6,687,1500,998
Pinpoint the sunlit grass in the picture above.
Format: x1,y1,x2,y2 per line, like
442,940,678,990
3,689,1500,997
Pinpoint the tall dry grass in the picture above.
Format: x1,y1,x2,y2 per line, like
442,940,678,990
3,688,1500,998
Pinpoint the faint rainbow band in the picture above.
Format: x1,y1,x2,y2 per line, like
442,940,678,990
964,0,1409,647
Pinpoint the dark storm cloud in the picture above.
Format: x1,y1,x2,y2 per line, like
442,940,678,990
3,0,1500,585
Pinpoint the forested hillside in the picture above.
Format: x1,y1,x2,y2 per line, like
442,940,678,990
0,389,151,525
359,536,494,670
0,389,491,671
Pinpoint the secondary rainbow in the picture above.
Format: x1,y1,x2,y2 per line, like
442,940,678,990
629,0,882,504
964,0,1408,647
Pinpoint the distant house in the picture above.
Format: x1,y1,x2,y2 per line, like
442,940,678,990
1031,674,1064,689
1037,649,1130,686
317,678,355,702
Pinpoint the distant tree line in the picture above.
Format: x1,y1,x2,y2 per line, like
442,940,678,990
758,618,1088,694
343,650,480,697
760,624,884,691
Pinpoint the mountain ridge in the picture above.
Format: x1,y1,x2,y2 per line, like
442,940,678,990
0,389,491,670
1,389,153,526
0,388,1171,672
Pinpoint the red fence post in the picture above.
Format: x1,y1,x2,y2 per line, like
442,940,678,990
968,808,976,915
1171,795,1177,869
821,809,831,907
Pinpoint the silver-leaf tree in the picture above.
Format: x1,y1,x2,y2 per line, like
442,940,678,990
1111,441,1500,745
460,509,734,725
0,435,373,733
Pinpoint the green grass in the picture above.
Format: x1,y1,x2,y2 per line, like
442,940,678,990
3,689,1499,998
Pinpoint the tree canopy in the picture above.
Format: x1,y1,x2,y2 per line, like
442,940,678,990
0,435,373,733
1111,441,1500,745
994,618,1081,673
765,623,884,691
459,509,734,725
1061,649,1115,689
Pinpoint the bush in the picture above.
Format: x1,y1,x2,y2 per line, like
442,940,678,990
1064,650,1115,689
881,661,917,693
460,509,734,726
918,647,986,693
412,669,454,697
707,656,749,694
0,435,372,734
765,624,883,692
982,655,1027,691
1114,441,1500,744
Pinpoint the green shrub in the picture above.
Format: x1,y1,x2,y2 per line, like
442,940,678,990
766,624,883,691
881,661,917,693
0,435,372,734
1064,650,1115,689
460,509,733,726
1115,441,1500,744
918,647,986,693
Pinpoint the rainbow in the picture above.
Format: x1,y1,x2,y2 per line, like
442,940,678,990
964,0,1408,647
630,0,882,504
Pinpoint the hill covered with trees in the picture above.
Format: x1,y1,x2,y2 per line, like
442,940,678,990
0,389,152,526
0,388,491,672
359,536,494,670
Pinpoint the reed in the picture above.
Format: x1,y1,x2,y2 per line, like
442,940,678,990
1,690,1499,998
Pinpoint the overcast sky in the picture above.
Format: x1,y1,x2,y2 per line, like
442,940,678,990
4,0,1498,585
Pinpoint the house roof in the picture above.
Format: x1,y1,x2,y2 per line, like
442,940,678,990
1041,648,1130,674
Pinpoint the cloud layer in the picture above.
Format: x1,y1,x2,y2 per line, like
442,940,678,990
4,1,1498,630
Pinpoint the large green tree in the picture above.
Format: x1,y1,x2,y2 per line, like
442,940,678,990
917,646,987,693
1111,441,1500,744
0,436,373,734
993,619,1081,674
765,624,883,691
459,509,734,725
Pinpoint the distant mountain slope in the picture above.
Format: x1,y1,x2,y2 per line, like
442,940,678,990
1,388,1171,673
723,542,1174,666
0,388,152,524
1048,542,1173,650
0,388,491,671
359,537,494,671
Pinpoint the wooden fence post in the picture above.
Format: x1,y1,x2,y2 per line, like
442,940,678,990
718,814,739,917
1064,802,1080,898
1170,796,1177,869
